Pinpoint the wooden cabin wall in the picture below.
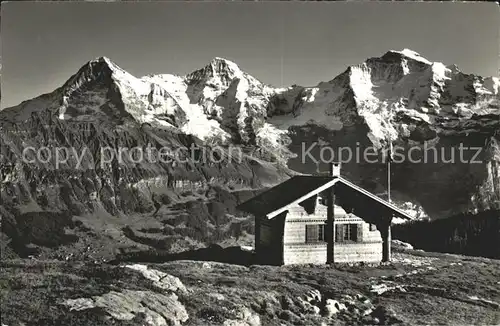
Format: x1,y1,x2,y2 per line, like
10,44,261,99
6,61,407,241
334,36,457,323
283,200,327,264
334,220,382,263
281,200,383,265
331,210,382,263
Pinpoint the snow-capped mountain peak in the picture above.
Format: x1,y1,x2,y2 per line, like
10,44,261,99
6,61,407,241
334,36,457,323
1,49,499,219
391,48,432,65
91,56,118,68
2,49,498,149
61,56,139,95
185,57,243,85
209,57,241,75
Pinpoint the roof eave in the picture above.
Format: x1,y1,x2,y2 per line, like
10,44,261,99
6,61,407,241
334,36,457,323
266,178,338,219
336,177,414,220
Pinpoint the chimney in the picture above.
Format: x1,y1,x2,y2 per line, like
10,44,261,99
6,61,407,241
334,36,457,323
329,162,341,177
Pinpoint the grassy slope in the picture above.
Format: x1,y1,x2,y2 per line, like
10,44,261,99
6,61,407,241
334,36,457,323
1,249,499,326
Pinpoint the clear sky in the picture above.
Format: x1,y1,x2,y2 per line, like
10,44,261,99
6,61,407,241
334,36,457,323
1,1,499,109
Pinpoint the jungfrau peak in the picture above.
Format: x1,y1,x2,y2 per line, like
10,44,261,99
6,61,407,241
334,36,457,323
1,49,498,219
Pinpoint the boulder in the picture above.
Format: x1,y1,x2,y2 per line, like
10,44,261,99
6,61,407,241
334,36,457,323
308,305,321,315
208,293,225,301
355,293,371,305
392,240,414,250
303,289,322,305
124,264,187,293
324,299,347,317
62,290,189,326
324,301,339,317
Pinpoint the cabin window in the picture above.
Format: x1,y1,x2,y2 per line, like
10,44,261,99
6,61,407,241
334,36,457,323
305,224,325,243
335,224,360,242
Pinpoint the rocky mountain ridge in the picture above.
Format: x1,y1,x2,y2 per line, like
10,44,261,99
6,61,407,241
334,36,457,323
3,49,498,150
1,49,499,259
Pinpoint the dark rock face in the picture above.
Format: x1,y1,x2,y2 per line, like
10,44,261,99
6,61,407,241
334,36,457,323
0,104,291,258
0,87,293,210
284,117,500,219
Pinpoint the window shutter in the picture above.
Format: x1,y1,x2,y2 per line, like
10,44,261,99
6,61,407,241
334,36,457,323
318,224,325,241
356,224,363,242
313,225,319,242
335,224,343,242
348,224,354,241
306,225,319,243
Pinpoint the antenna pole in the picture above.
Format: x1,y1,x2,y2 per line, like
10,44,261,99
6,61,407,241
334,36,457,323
383,141,392,262
387,158,391,203
387,141,392,203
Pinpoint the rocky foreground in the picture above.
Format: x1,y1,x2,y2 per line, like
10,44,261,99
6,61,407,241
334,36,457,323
1,248,499,326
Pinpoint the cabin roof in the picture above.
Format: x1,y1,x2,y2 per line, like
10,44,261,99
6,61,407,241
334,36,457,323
236,175,413,221
237,176,333,217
